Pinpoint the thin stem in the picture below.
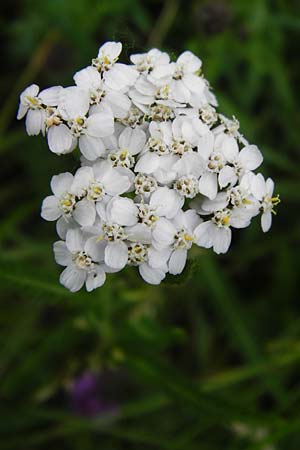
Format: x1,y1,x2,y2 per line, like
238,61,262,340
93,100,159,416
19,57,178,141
0,30,59,134
147,0,180,48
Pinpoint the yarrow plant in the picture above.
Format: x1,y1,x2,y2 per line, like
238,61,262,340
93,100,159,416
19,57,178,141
17,42,280,292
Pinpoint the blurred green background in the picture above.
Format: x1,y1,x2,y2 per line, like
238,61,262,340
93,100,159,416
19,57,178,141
1,0,300,448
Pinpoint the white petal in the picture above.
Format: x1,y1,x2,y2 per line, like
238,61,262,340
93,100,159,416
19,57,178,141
148,247,171,271
198,172,218,200
150,187,184,219
251,174,266,200
84,236,106,262
218,166,237,188
189,117,209,139
53,241,72,266
103,170,131,196
51,172,73,197
73,199,96,227
154,169,177,185
230,209,253,229
169,249,187,275
66,228,84,253
86,110,114,138
104,64,138,90
56,216,76,239
130,88,154,105
41,196,61,221
18,84,40,119
194,221,215,248
171,79,190,103
183,73,205,93
105,91,131,118
177,51,202,72
173,152,204,177
17,103,28,120
135,76,157,95
47,124,73,154
98,41,122,60
125,223,152,244
173,209,202,232
266,178,275,196
86,266,106,291
74,66,101,88
107,197,138,226
198,131,214,160
239,145,263,170
139,263,166,285
25,109,43,135
95,196,111,221
150,64,174,80
217,134,239,162
213,227,232,254
152,218,176,248
71,166,93,196
79,134,106,161
184,209,203,231
202,192,228,212
20,84,39,103
119,127,146,155
261,211,272,232
60,265,86,293
239,171,256,191
134,152,160,174
39,86,62,106
58,86,90,119
104,241,128,269
92,160,111,179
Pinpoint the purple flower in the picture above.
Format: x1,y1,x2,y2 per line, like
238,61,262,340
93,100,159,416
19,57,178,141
70,371,119,418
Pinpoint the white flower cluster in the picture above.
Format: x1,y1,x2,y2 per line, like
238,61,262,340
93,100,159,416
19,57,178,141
17,42,279,292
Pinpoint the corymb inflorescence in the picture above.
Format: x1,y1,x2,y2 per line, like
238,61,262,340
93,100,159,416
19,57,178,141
17,42,279,292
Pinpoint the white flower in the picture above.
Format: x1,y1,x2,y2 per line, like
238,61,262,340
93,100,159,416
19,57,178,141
137,251,167,284
131,48,170,73
18,41,277,290
71,161,132,227
135,117,207,183
108,126,146,169
194,205,255,254
93,41,138,91
134,173,158,198
74,66,131,119
250,174,279,232
197,131,257,199
217,114,246,142
17,84,62,135
197,176,260,217
169,51,205,106
105,196,158,245
46,124,76,155
194,210,232,254
105,196,138,226
218,144,263,189
149,187,184,219
41,172,75,221
129,73,182,110
134,120,176,178
86,201,167,284
92,41,122,70
115,239,167,285
152,209,202,274
54,228,106,292
48,86,114,158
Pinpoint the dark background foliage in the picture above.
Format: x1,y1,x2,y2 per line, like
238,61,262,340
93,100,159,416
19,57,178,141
1,0,300,448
